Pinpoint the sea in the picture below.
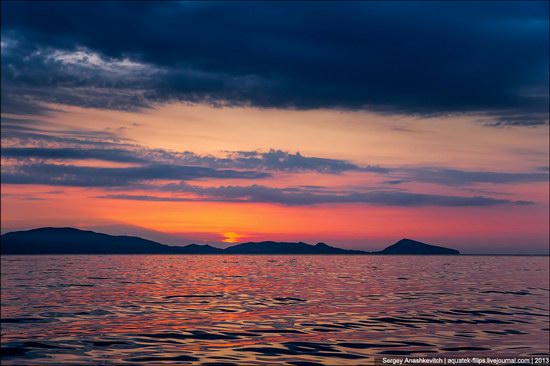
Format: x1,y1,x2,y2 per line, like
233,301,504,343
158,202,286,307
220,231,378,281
1,255,549,365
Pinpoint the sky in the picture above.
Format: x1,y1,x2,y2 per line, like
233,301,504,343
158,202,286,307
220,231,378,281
1,1,548,254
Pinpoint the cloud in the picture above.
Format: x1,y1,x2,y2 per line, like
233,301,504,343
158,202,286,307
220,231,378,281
97,194,194,202
174,149,383,174
383,179,411,185
3,134,546,189
1,138,375,174
3,132,540,205
1,163,269,187
481,113,550,127
99,182,533,207
1,2,548,125
0,37,159,114
398,167,549,185
1,147,147,163
2,127,391,190
1,118,134,149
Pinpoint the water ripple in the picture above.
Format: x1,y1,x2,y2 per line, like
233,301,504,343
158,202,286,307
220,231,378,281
1,255,548,365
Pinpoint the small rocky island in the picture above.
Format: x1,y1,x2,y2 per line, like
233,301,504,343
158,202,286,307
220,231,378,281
376,238,460,255
0,227,460,255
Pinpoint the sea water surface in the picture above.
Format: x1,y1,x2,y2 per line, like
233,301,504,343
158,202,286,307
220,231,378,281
1,255,549,365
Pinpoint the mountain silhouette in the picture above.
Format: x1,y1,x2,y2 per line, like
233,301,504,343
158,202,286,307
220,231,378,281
0,227,459,255
376,238,460,255
224,241,366,254
0,227,171,254
179,243,223,254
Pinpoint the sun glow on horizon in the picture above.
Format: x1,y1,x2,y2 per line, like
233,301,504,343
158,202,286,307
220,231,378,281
222,232,244,243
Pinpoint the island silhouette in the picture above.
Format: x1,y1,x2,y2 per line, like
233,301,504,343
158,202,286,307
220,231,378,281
0,227,460,255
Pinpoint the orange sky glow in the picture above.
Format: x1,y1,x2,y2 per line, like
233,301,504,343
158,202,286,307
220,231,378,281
1,103,548,254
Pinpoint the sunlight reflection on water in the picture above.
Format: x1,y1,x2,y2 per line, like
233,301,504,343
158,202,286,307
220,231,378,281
1,255,549,365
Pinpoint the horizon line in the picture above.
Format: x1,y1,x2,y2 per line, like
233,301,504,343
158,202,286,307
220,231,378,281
1,226,549,256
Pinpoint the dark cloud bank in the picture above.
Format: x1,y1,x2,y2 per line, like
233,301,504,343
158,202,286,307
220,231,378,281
2,133,546,207
1,1,548,125
98,184,532,207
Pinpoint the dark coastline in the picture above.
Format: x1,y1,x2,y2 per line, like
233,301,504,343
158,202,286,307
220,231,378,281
0,228,462,255
2,228,548,255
